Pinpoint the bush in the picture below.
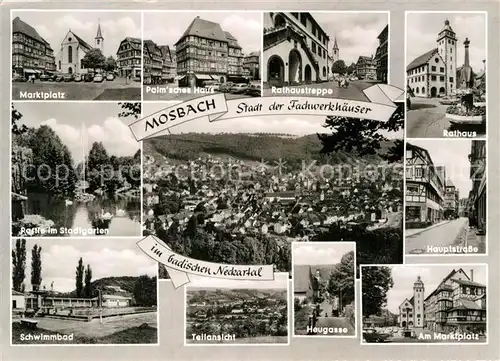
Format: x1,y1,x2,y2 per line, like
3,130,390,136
446,105,486,116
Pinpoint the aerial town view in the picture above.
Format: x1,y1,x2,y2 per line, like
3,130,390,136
11,238,158,344
142,100,405,280
361,265,487,344
405,139,486,255
185,274,288,345
142,11,262,101
263,12,389,100
406,13,487,138
293,242,356,337
11,102,142,238
11,11,142,101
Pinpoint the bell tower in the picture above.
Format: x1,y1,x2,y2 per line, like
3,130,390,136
95,19,104,53
437,19,457,95
413,275,425,332
332,37,339,63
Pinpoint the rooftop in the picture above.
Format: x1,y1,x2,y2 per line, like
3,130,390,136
176,16,228,45
407,48,438,72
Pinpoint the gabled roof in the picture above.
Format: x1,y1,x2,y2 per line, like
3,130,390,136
378,25,389,40
246,51,261,57
224,31,242,49
452,279,486,288
12,17,48,46
446,178,455,188
407,48,438,71
12,289,24,296
66,30,92,51
144,39,162,56
176,17,228,45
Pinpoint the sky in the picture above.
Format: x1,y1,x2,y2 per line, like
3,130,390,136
407,13,487,73
310,12,388,66
13,11,141,58
293,242,355,265
143,102,403,139
376,265,487,314
187,272,288,289
14,102,140,164
143,12,262,56
408,139,477,196
14,238,157,293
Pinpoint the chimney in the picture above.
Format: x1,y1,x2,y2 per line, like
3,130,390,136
470,269,474,281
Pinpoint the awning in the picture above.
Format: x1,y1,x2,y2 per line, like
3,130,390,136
24,69,36,74
34,70,41,74
177,75,186,81
194,74,213,80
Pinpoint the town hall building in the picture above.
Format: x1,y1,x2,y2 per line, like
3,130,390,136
406,19,457,98
58,21,104,74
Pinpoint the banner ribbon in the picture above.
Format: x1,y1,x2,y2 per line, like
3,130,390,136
137,235,275,288
129,84,404,141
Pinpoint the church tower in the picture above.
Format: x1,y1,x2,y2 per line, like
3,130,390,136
332,37,339,63
95,20,104,52
437,19,457,95
413,276,425,332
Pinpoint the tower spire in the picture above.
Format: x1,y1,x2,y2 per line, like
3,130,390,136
96,19,103,39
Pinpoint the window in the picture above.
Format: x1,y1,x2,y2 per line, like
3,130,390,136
450,48,452,53
68,45,73,63
450,77,454,83
431,75,436,81
431,66,436,71
415,168,423,177
435,58,439,63
440,67,444,72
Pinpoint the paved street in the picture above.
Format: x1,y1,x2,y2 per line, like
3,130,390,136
405,217,476,254
12,77,141,101
263,80,379,102
407,98,486,138
143,85,254,101
316,316,355,335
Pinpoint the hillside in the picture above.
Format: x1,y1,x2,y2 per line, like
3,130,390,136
58,276,143,297
144,133,396,166
187,288,286,304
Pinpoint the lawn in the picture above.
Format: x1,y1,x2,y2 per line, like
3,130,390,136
186,335,288,344
12,322,157,344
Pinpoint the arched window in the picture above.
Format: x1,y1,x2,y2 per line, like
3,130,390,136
421,87,425,94
68,46,73,63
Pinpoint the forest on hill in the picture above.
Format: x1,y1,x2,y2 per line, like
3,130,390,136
187,288,286,304
144,133,397,167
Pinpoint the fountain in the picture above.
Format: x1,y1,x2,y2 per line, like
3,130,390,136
445,38,486,125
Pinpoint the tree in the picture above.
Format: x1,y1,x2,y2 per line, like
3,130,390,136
104,56,117,72
12,239,26,292
12,104,28,136
318,101,404,162
328,251,355,307
81,48,105,72
332,60,347,75
87,142,110,172
75,258,85,298
347,63,356,75
118,102,141,120
84,264,93,298
31,244,42,291
361,266,394,317
133,275,157,306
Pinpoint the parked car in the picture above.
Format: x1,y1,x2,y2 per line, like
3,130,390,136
204,82,220,92
55,74,65,82
63,74,74,82
106,73,115,81
244,84,261,97
40,74,51,81
73,74,82,82
12,75,27,82
219,82,234,93
82,73,93,82
230,83,249,94
362,328,391,343
93,74,104,83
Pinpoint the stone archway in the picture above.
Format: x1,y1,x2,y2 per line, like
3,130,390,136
288,49,302,85
402,321,407,328
304,64,312,84
268,55,285,87
431,87,437,97
68,67,73,74
439,87,445,95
